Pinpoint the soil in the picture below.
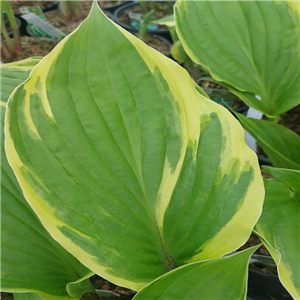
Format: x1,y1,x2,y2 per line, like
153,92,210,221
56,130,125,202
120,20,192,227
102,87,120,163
90,275,136,298
239,232,271,256
0,294,13,300
98,0,124,9
134,32,170,57
10,0,124,15
200,78,248,112
274,104,300,135
10,1,58,13
1,1,171,63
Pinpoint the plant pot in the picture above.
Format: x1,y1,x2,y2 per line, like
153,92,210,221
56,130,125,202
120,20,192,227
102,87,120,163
113,2,172,40
42,1,60,13
140,33,172,58
98,1,132,14
104,11,114,21
247,268,292,300
244,107,272,166
14,14,28,37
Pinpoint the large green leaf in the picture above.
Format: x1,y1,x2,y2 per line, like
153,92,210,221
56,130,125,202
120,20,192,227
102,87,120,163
1,64,93,299
255,168,300,299
175,1,300,116
1,57,41,103
14,293,45,300
235,112,300,170
133,246,259,300
262,166,300,194
5,3,264,291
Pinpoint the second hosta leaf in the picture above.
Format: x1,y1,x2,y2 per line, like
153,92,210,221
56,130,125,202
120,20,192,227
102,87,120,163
175,1,300,116
5,3,264,291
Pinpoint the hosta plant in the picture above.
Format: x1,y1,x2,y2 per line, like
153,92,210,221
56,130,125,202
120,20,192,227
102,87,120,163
1,2,266,299
255,167,300,299
235,112,300,170
175,0,300,169
175,1,300,118
175,1,300,298
0,59,107,300
1,1,22,60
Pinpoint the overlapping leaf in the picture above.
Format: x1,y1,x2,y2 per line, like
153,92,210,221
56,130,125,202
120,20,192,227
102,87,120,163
175,1,300,116
5,3,264,291
1,57,41,103
1,61,93,300
235,112,300,170
133,247,259,300
255,167,300,299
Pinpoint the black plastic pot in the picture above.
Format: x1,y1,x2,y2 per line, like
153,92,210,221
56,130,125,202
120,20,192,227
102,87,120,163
113,2,171,40
42,1,60,13
103,9,113,20
99,1,132,14
14,14,28,36
247,268,292,300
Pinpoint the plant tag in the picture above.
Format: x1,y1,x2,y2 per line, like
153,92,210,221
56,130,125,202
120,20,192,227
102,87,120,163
19,6,44,18
128,12,143,21
21,12,65,38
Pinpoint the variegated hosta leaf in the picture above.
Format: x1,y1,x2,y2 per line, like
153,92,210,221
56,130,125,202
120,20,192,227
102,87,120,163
1,64,93,299
5,3,264,291
255,167,300,299
1,57,41,103
175,1,300,116
133,246,259,300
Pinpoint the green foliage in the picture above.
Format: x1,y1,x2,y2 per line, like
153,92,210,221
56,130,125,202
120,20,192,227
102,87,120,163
235,112,300,170
175,1,300,117
0,57,41,101
175,2,299,297
0,60,95,299
4,4,263,294
134,247,259,300
138,10,154,41
1,1,298,300
255,168,300,299
1,1,22,59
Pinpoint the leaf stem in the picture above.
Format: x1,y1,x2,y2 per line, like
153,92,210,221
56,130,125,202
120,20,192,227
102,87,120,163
1,1,22,52
266,115,281,124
